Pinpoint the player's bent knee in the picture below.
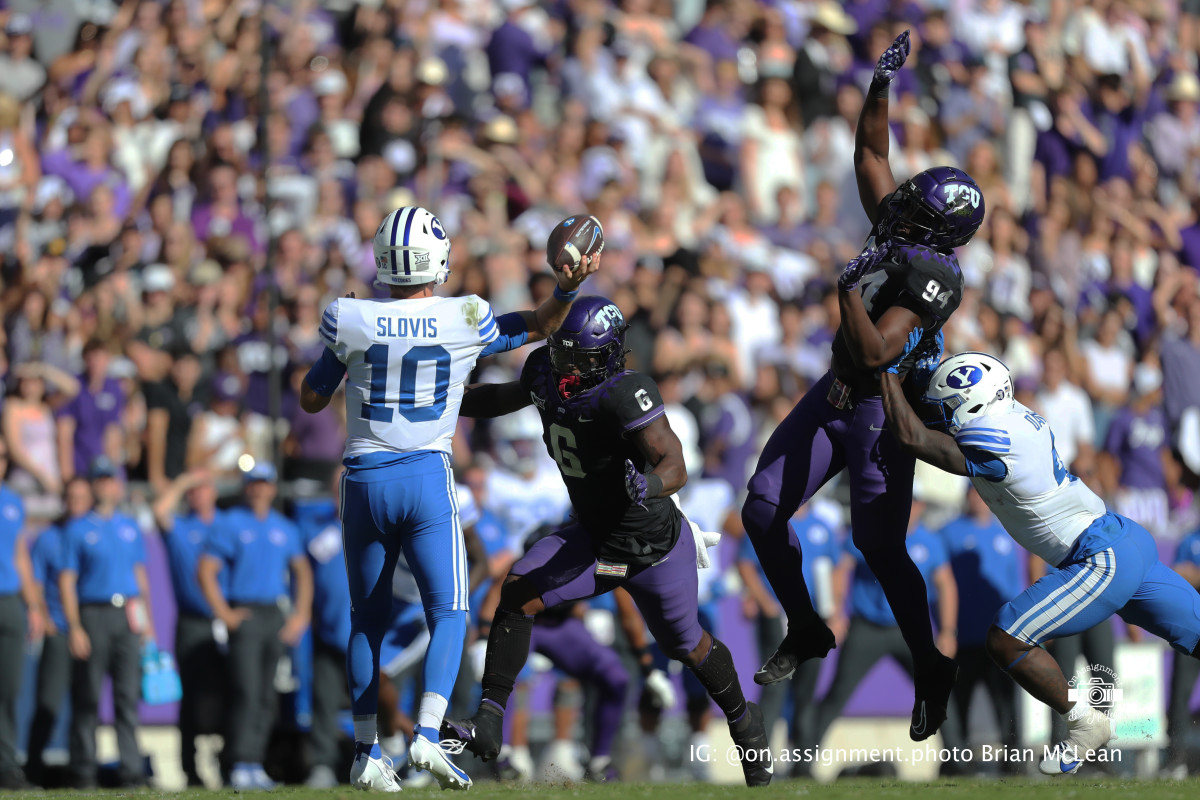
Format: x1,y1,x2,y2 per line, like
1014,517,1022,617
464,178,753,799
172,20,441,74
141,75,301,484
677,631,713,667
498,576,544,615
741,494,776,540
986,624,1028,667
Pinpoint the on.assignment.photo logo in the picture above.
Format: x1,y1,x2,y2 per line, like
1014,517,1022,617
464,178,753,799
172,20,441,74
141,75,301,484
1066,663,1123,715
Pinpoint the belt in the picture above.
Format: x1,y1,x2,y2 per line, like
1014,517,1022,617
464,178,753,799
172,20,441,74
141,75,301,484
826,376,856,410
81,594,129,608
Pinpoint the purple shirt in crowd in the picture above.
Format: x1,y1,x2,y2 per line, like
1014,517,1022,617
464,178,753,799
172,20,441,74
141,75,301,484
1104,405,1168,490
41,149,132,218
486,21,542,91
56,377,124,477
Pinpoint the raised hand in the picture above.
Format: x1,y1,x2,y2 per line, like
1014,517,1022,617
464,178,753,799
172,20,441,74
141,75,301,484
838,244,888,292
874,29,911,86
881,327,924,375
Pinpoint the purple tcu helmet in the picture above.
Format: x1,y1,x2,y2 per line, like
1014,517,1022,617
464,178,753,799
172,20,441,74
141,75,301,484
548,295,627,397
884,166,985,250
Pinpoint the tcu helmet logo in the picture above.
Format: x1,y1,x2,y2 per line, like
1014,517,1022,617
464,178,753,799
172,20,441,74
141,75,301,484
943,184,981,213
594,304,624,332
947,365,983,389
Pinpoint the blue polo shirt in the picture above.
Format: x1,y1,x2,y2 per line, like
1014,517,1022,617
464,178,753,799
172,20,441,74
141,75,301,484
30,526,67,630
165,511,225,617
469,507,509,622
940,515,1024,646
738,514,839,608
61,511,146,604
0,486,25,595
1176,532,1200,568
847,526,947,627
298,500,350,651
205,507,300,605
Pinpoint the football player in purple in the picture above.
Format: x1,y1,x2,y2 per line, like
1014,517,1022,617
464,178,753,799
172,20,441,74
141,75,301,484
444,296,773,786
740,29,986,742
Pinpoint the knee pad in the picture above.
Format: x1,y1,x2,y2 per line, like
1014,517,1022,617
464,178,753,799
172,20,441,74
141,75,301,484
553,680,583,710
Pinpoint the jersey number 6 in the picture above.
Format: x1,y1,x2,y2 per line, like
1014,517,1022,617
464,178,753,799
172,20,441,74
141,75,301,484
361,343,451,423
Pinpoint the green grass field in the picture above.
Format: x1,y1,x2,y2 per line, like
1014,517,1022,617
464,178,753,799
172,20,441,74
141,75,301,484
11,779,1200,800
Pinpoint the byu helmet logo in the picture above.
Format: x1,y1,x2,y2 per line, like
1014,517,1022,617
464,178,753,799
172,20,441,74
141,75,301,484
947,365,982,389
430,216,446,240
594,304,624,332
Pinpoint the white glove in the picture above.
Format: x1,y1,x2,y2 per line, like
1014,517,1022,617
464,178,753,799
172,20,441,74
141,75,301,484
644,668,677,710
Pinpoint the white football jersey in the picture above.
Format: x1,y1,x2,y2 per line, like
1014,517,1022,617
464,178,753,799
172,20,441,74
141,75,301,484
956,402,1106,566
321,295,500,458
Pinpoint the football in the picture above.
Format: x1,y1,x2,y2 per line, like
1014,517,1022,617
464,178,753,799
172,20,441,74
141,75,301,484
546,214,604,272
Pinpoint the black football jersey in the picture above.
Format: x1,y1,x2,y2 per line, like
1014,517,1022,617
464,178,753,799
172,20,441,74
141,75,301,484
830,197,965,389
519,347,682,566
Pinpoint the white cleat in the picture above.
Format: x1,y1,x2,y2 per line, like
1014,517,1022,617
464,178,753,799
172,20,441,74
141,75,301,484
351,746,403,792
1038,707,1115,775
409,734,472,790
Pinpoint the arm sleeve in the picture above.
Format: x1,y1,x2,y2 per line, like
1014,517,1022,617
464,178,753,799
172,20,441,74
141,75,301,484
305,347,347,397
480,311,530,358
60,526,79,574
203,526,235,561
319,299,340,350
604,373,666,434
959,446,1008,482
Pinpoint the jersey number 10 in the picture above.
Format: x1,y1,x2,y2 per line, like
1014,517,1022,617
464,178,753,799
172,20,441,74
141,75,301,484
360,343,451,423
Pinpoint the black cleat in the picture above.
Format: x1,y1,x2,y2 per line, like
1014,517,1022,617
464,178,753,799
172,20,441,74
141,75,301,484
441,704,504,762
910,653,958,741
754,622,835,686
729,703,773,786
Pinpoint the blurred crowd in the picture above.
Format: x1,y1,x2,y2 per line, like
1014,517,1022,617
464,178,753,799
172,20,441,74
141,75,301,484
4,0,1200,788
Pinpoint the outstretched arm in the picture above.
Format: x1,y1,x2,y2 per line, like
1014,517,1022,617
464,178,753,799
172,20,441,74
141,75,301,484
459,381,532,419
513,254,601,343
855,30,909,221
880,371,968,475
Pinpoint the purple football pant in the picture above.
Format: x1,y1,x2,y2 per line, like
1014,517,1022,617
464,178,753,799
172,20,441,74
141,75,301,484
512,518,705,659
742,371,935,658
531,617,629,758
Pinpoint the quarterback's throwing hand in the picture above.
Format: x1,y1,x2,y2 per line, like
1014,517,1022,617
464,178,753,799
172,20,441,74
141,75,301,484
557,252,601,293
874,29,911,86
624,458,649,508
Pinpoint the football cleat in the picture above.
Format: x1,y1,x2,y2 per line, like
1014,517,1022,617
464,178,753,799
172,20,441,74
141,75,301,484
409,734,471,790
231,763,276,792
754,623,835,685
441,706,503,762
1038,707,1115,776
729,703,773,787
350,744,402,793
910,653,958,741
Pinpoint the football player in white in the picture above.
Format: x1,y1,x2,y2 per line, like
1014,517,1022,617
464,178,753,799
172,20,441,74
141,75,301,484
300,206,596,790
879,337,1200,775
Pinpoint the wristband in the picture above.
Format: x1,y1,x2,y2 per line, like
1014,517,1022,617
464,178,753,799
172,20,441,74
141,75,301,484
645,472,664,499
553,285,579,302
868,79,891,100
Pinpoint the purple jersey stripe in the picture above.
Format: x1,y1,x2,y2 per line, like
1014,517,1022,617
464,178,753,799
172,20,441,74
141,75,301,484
622,406,665,433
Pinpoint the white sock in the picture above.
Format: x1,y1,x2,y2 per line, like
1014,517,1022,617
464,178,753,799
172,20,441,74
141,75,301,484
354,715,379,747
417,692,449,733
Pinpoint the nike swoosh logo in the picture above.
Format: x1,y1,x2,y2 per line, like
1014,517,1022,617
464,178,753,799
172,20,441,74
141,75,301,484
1060,760,1078,773
911,702,926,736
869,425,887,432
765,762,774,774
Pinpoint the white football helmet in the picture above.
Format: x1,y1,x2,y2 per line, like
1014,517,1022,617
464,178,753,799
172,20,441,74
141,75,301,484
373,206,451,286
923,352,1014,435
491,407,545,476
